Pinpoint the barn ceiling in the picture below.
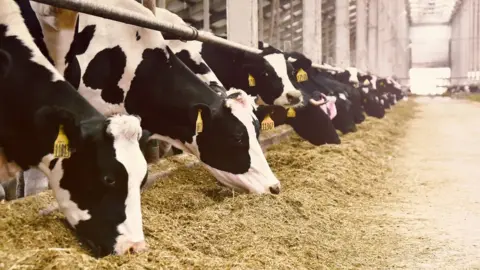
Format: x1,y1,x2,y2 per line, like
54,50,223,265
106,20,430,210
406,0,463,25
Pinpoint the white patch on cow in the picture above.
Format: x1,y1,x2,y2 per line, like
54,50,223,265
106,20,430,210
107,115,148,249
1,1,63,82
380,99,384,105
262,42,270,48
346,67,359,84
375,96,379,102
287,56,297,62
339,93,347,100
263,53,303,107
362,87,369,94
371,75,378,90
37,155,91,226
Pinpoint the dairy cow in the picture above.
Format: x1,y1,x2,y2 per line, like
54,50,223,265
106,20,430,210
357,74,386,118
199,37,303,108
330,68,366,124
31,0,280,194
280,52,357,134
154,9,338,146
1,0,151,256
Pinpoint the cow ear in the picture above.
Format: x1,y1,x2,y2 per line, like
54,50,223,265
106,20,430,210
34,106,84,151
0,49,12,80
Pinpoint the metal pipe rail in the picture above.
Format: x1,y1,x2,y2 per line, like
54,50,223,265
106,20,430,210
29,0,342,72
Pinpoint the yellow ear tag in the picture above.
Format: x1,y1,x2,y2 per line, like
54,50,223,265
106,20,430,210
248,74,256,87
296,68,308,82
287,107,296,118
196,109,203,134
261,114,275,131
380,82,384,86
53,125,71,159
363,79,370,85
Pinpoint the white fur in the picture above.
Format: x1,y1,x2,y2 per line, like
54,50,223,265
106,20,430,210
108,115,148,251
263,53,303,107
339,93,347,100
362,87,369,94
346,67,359,84
371,75,378,90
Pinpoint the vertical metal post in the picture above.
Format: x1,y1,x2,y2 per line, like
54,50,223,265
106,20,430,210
367,0,378,73
258,0,264,41
335,0,350,67
303,0,322,63
356,0,367,71
203,0,210,31
156,0,165,8
227,0,259,47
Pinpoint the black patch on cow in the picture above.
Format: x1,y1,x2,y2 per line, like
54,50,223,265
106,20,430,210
16,0,54,64
83,46,126,104
64,23,96,90
136,31,141,41
175,50,210,75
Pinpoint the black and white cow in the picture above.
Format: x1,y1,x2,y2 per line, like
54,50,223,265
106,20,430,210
280,52,357,134
357,73,386,118
1,0,151,256
329,67,366,124
154,9,339,146
31,0,280,194
198,37,303,108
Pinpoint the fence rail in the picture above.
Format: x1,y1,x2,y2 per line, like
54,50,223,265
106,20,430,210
30,0,343,72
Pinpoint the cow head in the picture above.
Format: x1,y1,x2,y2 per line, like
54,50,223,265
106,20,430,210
250,50,340,145
240,41,302,107
126,48,280,193
334,67,360,88
34,108,149,256
0,2,149,256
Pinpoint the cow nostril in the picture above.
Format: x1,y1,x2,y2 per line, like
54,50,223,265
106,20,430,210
269,184,281,194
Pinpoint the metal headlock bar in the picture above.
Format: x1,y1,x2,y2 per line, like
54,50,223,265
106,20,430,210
29,0,342,72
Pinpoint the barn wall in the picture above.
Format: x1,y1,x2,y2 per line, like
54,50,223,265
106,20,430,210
450,0,480,84
410,25,451,68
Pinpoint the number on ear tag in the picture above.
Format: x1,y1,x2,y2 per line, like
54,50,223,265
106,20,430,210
296,68,308,82
261,114,275,131
248,74,256,87
53,125,71,159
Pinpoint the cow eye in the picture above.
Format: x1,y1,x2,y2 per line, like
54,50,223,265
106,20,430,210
103,176,116,187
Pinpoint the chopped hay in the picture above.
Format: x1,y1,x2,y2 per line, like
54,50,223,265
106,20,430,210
0,100,416,269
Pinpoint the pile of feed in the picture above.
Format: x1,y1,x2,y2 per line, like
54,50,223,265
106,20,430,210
0,100,416,269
